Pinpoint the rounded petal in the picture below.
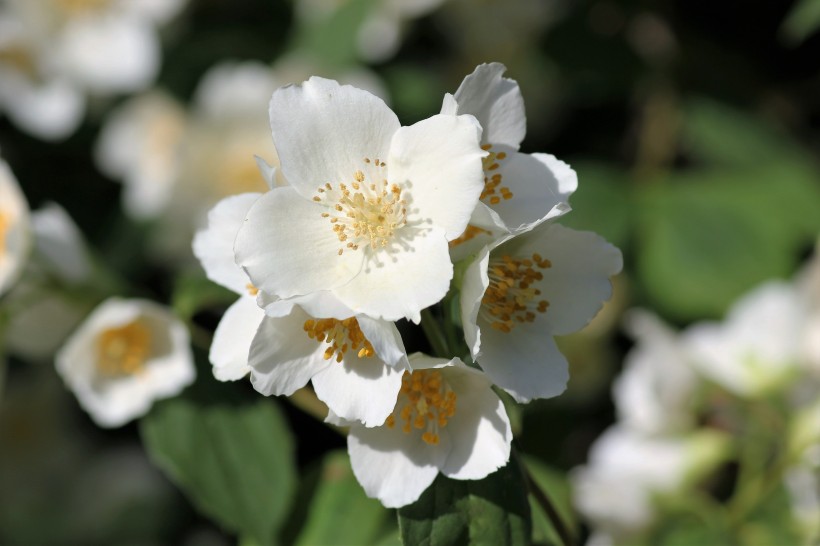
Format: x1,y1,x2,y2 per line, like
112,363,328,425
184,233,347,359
313,352,405,427
2,77,85,140
505,224,622,335
388,113,485,240
348,421,444,508
235,187,364,299
532,153,578,200
333,226,452,323
450,63,526,149
193,193,261,295
476,323,569,402
439,366,511,480
210,297,264,381
459,245,492,358
248,306,331,396
268,77,400,199
489,150,573,233
194,61,281,121
31,203,91,284
356,315,408,367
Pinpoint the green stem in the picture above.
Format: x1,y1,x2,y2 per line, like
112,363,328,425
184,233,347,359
515,450,576,546
420,308,450,357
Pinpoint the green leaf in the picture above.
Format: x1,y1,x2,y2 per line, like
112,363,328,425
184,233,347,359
738,484,803,546
171,270,237,320
558,161,632,249
140,398,297,545
636,165,820,319
522,456,576,546
291,0,377,67
397,457,532,546
293,450,390,546
780,0,820,43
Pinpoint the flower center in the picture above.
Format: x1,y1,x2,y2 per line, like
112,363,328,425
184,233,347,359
481,253,551,333
96,320,151,377
54,0,110,15
313,158,407,256
0,211,9,256
480,144,512,205
303,317,375,362
385,370,457,446
0,45,37,78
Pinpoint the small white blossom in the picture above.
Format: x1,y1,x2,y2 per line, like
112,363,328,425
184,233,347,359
343,354,512,508
460,223,622,402
0,158,31,297
55,298,195,427
235,76,486,322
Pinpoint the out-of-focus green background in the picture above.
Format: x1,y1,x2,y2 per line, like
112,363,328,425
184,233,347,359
2,0,820,543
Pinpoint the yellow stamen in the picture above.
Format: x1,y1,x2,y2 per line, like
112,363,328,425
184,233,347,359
96,320,151,377
479,145,513,205
246,283,259,296
0,212,9,255
449,224,492,248
481,253,552,333
302,317,375,363
312,160,407,255
385,370,457,446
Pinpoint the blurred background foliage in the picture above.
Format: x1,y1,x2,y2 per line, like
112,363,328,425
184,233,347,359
2,0,820,544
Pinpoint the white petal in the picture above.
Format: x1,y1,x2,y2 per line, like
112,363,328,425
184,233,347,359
193,193,261,295
505,224,622,335
450,63,526,149
261,290,357,320
333,226,452,323
2,77,85,140
460,245,492,358
247,307,330,396
488,150,572,233
356,315,408,367
348,422,444,508
476,323,569,402
0,159,30,297
194,61,281,121
210,297,264,381
439,366,511,480
388,113,485,240
235,187,364,299
313,353,405,427
268,77,400,199
31,203,91,284
58,15,159,93
532,153,578,199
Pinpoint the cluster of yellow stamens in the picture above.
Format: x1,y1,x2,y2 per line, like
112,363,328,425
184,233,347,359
449,224,492,248
303,318,375,362
481,253,551,333
385,370,457,446
312,158,407,256
96,320,152,376
480,144,512,205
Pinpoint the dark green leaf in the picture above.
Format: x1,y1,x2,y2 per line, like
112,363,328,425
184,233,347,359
294,450,390,546
780,0,820,44
398,457,532,546
522,456,576,546
140,398,296,545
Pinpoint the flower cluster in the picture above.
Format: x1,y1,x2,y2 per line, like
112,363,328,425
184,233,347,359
193,62,622,507
572,246,820,545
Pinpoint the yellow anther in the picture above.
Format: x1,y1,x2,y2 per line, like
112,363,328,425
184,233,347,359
96,320,151,377
303,317,375,363
387,370,457,446
449,224,492,248
479,145,513,205
246,283,259,296
481,252,552,333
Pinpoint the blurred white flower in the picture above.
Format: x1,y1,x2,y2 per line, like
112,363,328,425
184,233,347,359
55,298,195,427
571,426,729,538
0,0,186,140
0,158,31,297
4,203,95,361
460,223,622,402
685,281,805,397
343,354,511,508
443,63,575,260
613,310,699,435
235,76,485,322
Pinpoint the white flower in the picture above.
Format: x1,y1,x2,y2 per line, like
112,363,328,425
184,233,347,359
343,354,512,508
55,298,195,427
571,426,728,537
460,223,622,402
192,192,267,381
4,203,94,361
443,63,576,260
0,158,31,297
613,310,699,435
235,76,486,322
249,302,409,427
0,0,186,139
685,281,805,397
